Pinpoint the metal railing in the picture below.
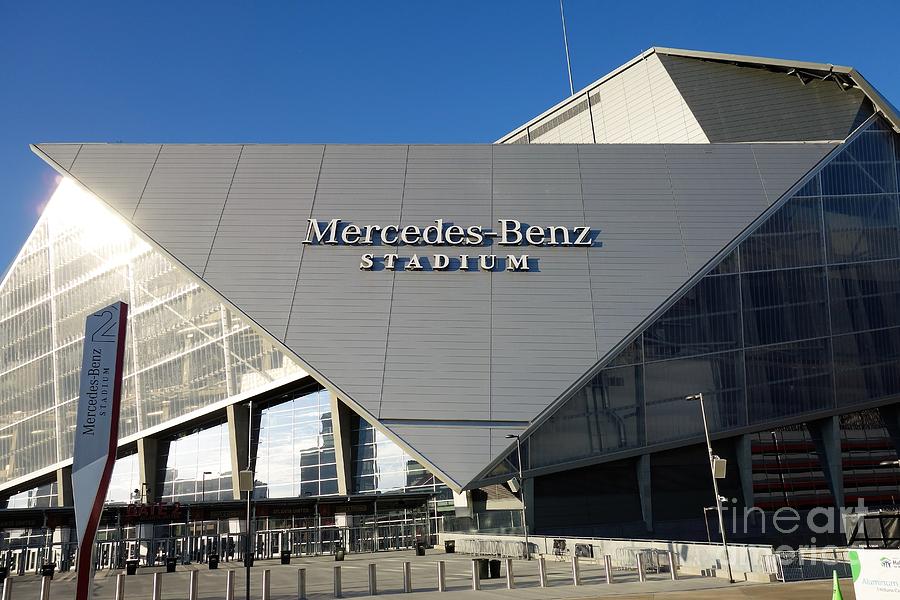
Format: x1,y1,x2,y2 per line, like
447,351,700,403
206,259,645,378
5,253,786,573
773,549,852,582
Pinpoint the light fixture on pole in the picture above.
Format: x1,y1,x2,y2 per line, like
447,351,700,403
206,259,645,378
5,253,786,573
201,471,212,502
685,393,734,583
505,433,530,560
239,400,255,600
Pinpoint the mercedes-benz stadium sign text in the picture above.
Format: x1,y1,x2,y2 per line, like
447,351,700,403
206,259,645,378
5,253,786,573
302,219,597,272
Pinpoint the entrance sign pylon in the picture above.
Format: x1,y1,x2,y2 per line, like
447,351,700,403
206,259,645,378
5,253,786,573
72,302,128,600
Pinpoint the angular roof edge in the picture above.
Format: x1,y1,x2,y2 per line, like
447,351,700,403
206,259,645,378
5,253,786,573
27,142,471,494
496,46,900,142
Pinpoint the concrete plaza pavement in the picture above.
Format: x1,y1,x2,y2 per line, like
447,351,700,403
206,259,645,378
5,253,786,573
1,550,854,599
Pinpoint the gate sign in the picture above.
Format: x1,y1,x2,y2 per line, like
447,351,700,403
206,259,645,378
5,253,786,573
72,302,128,600
850,549,900,598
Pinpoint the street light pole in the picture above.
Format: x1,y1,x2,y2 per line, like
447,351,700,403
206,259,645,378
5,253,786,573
686,393,734,583
245,399,253,600
505,434,529,560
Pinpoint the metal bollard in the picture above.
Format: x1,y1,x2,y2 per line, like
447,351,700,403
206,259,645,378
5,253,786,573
152,572,162,600
0,578,10,600
402,561,412,593
115,573,125,600
334,565,342,598
637,553,646,583
368,563,377,595
604,554,614,584
262,569,272,600
666,551,678,580
471,559,481,591
189,570,199,600
226,570,235,600
538,556,548,587
297,567,307,600
437,560,446,592
39,575,51,600
505,558,515,589
571,556,581,586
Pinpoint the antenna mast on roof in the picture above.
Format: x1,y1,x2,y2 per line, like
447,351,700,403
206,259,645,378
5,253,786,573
559,0,575,96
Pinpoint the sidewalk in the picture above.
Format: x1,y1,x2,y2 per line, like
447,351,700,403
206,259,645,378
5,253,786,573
0,550,855,599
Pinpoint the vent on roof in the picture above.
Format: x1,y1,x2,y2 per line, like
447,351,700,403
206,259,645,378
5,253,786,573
528,99,589,141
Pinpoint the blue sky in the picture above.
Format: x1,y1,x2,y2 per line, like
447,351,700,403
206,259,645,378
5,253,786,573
2,1,898,268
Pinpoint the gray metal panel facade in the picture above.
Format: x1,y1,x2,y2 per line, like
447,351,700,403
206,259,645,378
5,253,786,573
36,143,82,171
37,141,834,488
579,144,691,354
286,146,407,419
506,54,708,146
203,145,325,340
491,145,598,421
67,144,161,219
132,145,242,275
658,54,869,142
388,424,493,488
380,145,492,422
751,143,838,200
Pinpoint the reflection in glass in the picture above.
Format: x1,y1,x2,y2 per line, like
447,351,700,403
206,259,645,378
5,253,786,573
644,351,745,443
746,339,833,421
0,179,306,486
350,417,446,496
106,453,141,504
253,389,338,498
5,482,58,509
530,365,643,469
519,119,900,475
824,195,900,263
833,327,900,407
741,267,828,346
158,421,232,503
740,197,823,271
829,260,900,334
644,275,740,361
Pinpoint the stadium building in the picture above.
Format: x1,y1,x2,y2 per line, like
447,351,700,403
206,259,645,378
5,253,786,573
2,47,900,571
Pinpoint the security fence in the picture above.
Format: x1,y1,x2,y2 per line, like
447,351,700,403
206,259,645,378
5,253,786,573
772,549,852,582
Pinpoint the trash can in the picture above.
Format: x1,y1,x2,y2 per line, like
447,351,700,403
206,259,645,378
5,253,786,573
334,546,345,561
444,540,455,554
208,553,219,570
280,550,291,565
125,560,139,576
415,541,426,556
165,557,177,573
244,555,254,568
477,558,489,579
40,563,56,579
489,559,501,579
0,567,8,582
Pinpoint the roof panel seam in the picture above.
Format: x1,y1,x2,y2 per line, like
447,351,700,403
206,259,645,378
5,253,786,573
575,145,600,360
284,145,327,342
377,145,410,420
67,144,84,172
131,145,163,220
201,145,244,278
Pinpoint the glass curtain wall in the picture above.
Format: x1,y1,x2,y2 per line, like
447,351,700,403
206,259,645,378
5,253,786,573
252,388,339,499
525,118,900,474
0,179,307,487
350,416,453,535
5,482,58,509
106,453,141,504
157,420,231,503
350,416,446,495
